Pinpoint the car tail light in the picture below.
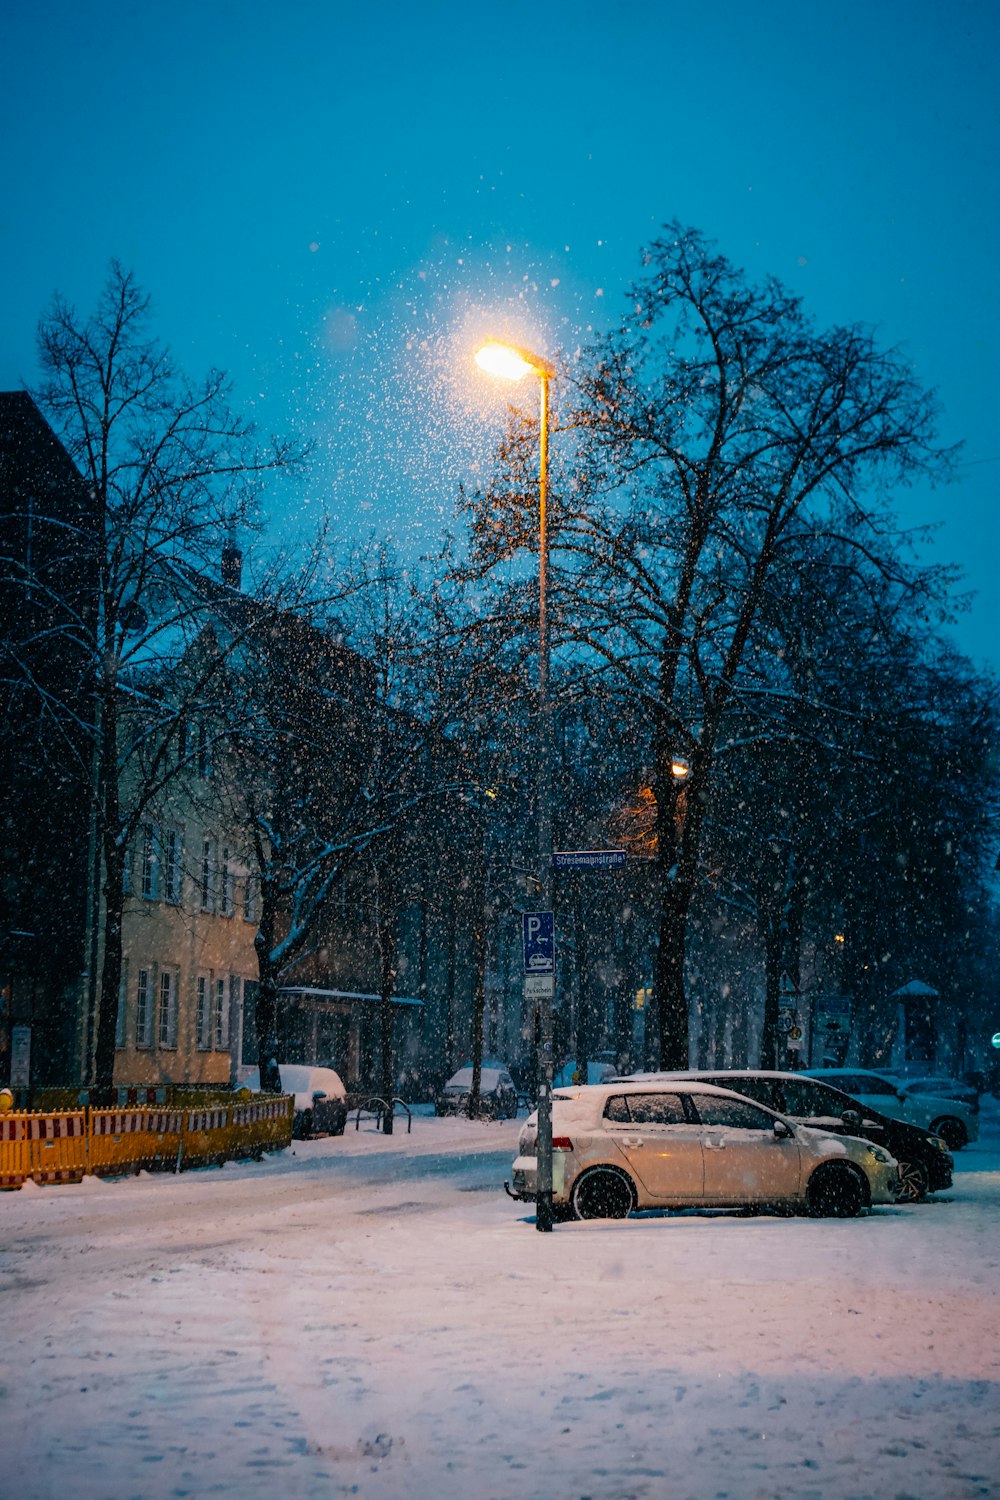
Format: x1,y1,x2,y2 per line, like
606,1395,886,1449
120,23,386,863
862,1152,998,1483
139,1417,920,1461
552,1136,573,1151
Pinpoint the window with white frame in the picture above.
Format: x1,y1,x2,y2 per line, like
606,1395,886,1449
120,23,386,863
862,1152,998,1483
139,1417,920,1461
116,961,128,1048
196,974,211,1050
136,967,153,1048
229,976,242,1058
243,869,258,925
158,968,178,1048
220,847,234,917
215,976,229,1049
164,826,183,904
200,837,216,912
140,822,159,900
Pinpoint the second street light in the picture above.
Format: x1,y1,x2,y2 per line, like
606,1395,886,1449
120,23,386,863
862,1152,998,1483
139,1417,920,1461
475,337,557,1233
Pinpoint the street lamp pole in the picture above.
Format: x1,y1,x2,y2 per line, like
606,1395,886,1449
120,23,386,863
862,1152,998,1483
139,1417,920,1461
475,338,556,1233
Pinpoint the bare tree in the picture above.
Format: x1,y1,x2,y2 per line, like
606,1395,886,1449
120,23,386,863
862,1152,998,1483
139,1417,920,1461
461,223,954,1068
24,262,306,1098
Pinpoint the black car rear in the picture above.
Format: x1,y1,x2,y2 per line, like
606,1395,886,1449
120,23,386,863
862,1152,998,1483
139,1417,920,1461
665,1070,953,1202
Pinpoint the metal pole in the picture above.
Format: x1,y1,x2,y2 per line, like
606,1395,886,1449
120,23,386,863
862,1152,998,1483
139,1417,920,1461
535,372,554,1233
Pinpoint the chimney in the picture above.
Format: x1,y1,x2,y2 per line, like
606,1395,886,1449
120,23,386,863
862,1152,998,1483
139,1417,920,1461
221,533,242,590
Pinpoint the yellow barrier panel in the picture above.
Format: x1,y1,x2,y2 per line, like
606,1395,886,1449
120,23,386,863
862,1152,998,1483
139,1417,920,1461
89,1108,184,1175
0,1112,87,1188
0,1097,293,1188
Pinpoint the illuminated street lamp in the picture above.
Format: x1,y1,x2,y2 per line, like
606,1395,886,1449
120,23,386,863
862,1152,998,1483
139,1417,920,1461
475,337,557,1233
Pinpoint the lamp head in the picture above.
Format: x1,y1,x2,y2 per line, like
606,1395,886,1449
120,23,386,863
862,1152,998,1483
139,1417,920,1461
475,339,555,381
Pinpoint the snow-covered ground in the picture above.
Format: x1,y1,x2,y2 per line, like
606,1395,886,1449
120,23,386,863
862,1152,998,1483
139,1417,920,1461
2,1103,999,1500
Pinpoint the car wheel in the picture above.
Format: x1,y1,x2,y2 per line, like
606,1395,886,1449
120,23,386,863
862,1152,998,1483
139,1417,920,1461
895,1158,930,1203
806,1163,868,1218
570,1166,635,1221
929,1116,967,1151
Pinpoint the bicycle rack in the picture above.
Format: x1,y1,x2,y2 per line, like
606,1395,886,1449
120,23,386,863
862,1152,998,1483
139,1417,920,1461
353,1096,412,1134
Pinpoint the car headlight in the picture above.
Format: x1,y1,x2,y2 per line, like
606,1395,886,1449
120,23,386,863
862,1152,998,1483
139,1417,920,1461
867,1145,894,1165
931,1135,950,1152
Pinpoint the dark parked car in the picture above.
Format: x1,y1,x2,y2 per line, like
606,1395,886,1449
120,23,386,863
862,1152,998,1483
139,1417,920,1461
435,1063,519,1119
628,1069,953,1203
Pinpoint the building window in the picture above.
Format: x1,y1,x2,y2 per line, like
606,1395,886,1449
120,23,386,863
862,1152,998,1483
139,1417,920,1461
158,969,178,1048
197,721,213,778
136,968,152,1048
200,838,216,913
215,977,230,1049
140,822,159,900
196,975,211,1050
243,871,258,925
220,847,234,917
164,826,183,904
115,962,128,1049
229,976,242,1059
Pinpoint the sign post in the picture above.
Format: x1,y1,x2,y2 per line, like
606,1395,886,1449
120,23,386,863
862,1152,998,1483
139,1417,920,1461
779,972,802,1060
523,912,555,1228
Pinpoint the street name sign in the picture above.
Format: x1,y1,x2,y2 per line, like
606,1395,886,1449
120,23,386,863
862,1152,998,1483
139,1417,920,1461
551,849,626,871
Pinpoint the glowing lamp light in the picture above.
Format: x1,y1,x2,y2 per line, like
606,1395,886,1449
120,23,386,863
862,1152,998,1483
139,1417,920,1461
671,757,691,781
475,339,556,383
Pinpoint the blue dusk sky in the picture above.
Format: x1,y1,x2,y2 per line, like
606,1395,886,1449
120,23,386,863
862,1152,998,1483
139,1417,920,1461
1,0,998,667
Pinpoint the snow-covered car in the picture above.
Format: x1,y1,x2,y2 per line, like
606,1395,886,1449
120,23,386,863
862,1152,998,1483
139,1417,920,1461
239,1064,347,1139
507,1081,900,1219
630,1069,953,1203
804,1068,978,1150
897,1075,981,1112
435,1064,519,1119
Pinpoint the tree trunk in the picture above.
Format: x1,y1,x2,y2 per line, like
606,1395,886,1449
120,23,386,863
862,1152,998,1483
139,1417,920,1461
653,878,691,1069
468,816,487,1118
377,877,398,1134
761,917,782,1069
92,846,124,1104
92,691,122,1103
254,887,282,1093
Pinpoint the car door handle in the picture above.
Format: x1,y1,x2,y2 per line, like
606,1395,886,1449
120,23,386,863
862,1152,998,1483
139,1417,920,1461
702,1138,726,1149
622,1136,644,1147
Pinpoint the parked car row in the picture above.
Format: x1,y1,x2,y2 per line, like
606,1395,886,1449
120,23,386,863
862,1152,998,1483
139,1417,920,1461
506,1062,983,1220
508,1079,901,1220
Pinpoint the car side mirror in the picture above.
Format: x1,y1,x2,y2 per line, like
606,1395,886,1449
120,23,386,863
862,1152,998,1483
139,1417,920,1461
312,1090,327,1101
773,1119,794,1139
841,1109,862,1130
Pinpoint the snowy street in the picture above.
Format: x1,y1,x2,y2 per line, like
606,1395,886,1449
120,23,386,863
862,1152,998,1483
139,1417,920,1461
2,1109,999,1500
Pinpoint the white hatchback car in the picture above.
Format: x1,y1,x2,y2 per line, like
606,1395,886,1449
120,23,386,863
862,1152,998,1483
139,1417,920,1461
804,1068,978,1150
508,1081,899,1219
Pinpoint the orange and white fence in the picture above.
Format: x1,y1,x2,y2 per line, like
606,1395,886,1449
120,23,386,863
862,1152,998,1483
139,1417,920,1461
0,1096,294,1189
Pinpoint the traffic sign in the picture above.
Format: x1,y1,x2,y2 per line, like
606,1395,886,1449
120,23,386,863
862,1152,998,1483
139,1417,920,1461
777,1012,795,1035
779,971,800,998
522,911,555,975
551,849,626,870
992,1032,1000,1050
524,974,555,999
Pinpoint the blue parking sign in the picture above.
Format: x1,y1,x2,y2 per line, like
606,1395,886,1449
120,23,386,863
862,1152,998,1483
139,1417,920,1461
522,911,555,975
